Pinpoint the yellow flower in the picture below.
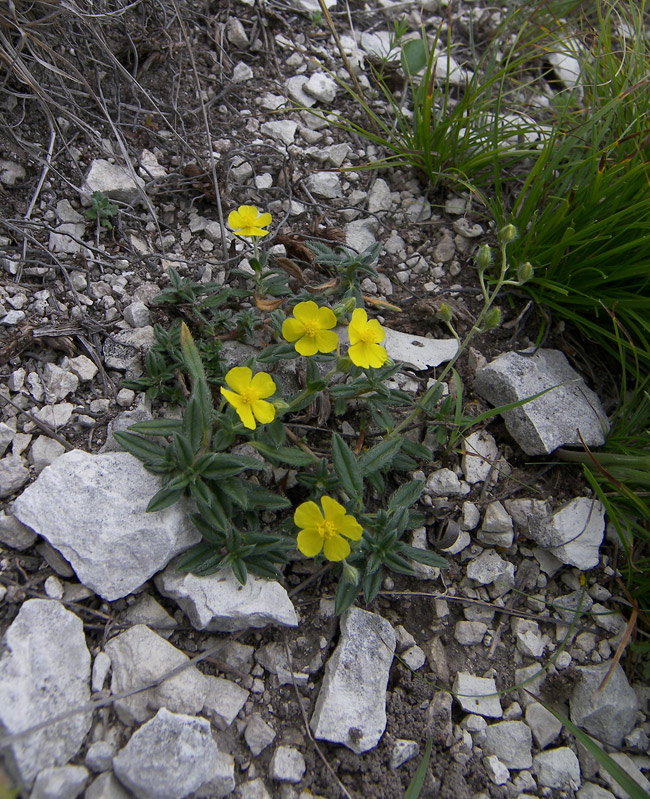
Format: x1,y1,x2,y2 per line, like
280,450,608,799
347,308,388,369
221,366,276,430
295,496,363,561
282,301,339,356
227,205,272,238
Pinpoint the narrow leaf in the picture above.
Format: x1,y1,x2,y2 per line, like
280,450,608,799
180,321,206,383
251,441,318,467
404,737,433,799
146,486,184,512
331,433,363,500
113,431,166,462
128,419,184,437
359,437,403,475
389,480,425,512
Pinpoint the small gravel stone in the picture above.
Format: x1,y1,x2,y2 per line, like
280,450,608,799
304,72,338,103
455,621,488,646
244,713,276,756
390,739,419,769
269,746,306,783
483,755,509,784
533,747,581,789
306,172,342,199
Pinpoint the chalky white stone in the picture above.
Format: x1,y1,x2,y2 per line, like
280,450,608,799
155,564,297,632
529,497,605,570
474,349,608,455
0,600,92,790
453,672,503,718
113,708,222,799
310,607,396,752
13,450,200,601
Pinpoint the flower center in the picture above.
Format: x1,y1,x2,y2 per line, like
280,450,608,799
303,319,320,337
318,520,337,539
240,387,259,406
358,328,377,344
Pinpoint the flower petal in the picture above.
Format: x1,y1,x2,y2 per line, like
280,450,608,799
236,404,256,429
250,371,276,399
337,515,363,541
237,205,260,225
255,212,272,228
320,495,347,523
294,501,324,529
348,308,368,345
316,306,337,329
251,399,276,426
366,318,386,343
323,534,351,561
221,387,244,409
348,342,370,368
315,329,339,353
227,209,244,229
295,336,319,357
293,301,319,324
297,528,324,557
225,366,252,392
366,343,388,368
282,318,306,342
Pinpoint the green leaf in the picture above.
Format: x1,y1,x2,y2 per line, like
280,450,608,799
128,419,184,437
389,480,425,512
383,551,416,575
401,439,434,462
183,396,204,453
266,419,287,447
218,478,249,509
176,543,224,574
146,486,185,512
401,37,427,76
173,433,195,469
189,479,213,505
331,433,363,501
398,543,449,569
113,431,167,462
251,441,318,467
362,567,383,604
245,484,292,511
197,453,264,480
231,559,248,585
367,398,394,431
195,494,230,532
367,470,385,494
404,737,433,799
358,437,403,475
306,358,326,391
194,378,214,432
180,321,206,383
335,577,360,615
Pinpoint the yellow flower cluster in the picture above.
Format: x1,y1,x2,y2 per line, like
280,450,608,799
294,496,362,561
221,366,276,430
283,304,387,368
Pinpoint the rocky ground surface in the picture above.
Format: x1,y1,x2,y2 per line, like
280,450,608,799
0,1,649,798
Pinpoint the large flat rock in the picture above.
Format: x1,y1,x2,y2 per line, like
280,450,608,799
13,450,200,601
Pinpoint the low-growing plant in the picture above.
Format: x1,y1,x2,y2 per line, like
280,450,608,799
84,191,118,230
116,207,535,614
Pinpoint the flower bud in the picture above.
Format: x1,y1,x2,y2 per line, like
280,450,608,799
341,560,360,585
517,261,534,284
500,224,518,243
482,307,502,330
272,399,291,414
332,296,357,318
437,302,454,323
476,244,493,271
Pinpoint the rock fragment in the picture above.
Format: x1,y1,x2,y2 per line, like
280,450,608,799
528,497,605,570
474,349,608,455
533,747,581,789
453,673,503,718
310,607,395,752
570,661,638,746
484,720,532,769
0,600,92,790
113,708,225,799
269,746,306,783
29,765,89,799
82,159,145,204
104,625,208,725
244,713,276,756
13,450,200,601
155,564,297,631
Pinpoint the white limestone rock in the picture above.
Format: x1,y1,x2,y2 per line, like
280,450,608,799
13,450,200,601
0,600,92,790
155,564,297,632
244,713,276,756
310,607,396,753
484,720,532,769
269,746,306,783
306,172,342,199
203,675,249,730
28,436,66,473
0,455,30,498
453,673,503,718
104,625,208,725
483,755,509,785
570,661,639,747
390,739,419,769
529,497,605,570
82,159,145,205
477,500,514,548
113,708,221,799
29,765,89,799
525,702,563,749
466,550,515,591
474,349,608,455
533,747,581,789
462,430,499,483
598,752,650,799
425,468,470,497
304,72,338,103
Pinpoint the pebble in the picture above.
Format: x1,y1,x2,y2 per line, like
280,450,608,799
269,746,306,783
